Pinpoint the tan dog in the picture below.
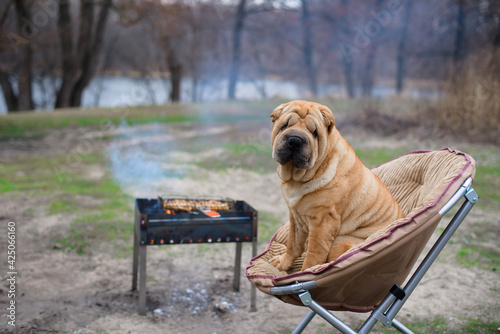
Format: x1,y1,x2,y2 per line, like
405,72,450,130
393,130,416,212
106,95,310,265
269,100,405,272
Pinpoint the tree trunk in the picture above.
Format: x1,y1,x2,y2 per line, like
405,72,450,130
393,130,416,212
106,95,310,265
340,0,354,98
0,1,13,28
169,64,182,102
75,0,94,77
396,0,414,95
55,1,75,108
301,0,317,96
166,39,182,102
453,0,466,66
362,45,375,98
361,0,383,98
71,0,112,107
342,56,355,98
449,0,466,91
492,15,500,47
14,0,33,111
0,71,18,112
228,0,246,100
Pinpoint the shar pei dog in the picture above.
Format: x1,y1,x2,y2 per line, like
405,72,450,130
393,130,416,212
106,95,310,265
269,100,405,272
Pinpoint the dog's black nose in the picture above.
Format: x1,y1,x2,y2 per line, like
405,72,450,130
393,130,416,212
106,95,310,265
287,136,303,150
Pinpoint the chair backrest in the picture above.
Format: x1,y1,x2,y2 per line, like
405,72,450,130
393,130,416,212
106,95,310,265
246,148,476,312
374,149,475,215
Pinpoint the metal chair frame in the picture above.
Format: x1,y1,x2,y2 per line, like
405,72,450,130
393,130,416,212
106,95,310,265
270,178,478,334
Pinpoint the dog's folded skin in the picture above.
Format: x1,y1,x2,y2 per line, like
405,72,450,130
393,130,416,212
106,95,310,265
269,100,405,272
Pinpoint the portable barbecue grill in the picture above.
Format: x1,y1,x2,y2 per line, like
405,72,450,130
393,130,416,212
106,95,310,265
132,197,258,314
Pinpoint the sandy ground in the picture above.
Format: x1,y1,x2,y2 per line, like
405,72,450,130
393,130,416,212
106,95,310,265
0,119,499,334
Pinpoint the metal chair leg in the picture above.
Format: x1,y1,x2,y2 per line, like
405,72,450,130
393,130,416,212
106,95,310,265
292,310,317,334
250,239,258,311
392,319,415,334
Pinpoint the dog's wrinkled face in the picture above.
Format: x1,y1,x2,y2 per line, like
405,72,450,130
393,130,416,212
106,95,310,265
271,100,335,170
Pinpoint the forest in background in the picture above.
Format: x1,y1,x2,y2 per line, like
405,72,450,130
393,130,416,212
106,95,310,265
0,0,499,113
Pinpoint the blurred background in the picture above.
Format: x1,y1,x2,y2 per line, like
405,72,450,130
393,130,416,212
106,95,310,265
0,2,497,108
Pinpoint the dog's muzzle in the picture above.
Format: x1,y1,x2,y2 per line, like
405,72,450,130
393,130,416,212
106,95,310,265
274,133,313,169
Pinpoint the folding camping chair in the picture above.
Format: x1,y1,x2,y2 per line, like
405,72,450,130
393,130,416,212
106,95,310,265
246,148,477,334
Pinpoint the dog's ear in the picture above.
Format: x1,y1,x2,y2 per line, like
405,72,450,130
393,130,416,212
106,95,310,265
319,106,335,132
270,104,286,122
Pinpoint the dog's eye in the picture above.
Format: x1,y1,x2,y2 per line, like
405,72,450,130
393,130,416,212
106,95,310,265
313,130,318,139
281,123,288,132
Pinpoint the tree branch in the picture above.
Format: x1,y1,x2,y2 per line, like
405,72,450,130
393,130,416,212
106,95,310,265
0,0,13,28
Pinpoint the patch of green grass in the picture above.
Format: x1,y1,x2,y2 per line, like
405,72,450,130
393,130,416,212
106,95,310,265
0,106,198,140
0,101,273,141
224,142,275,173
258,211,287,242
378,316,500,334
58,212,133,254
453,145,500,210
194,141,276,174
58,176,134,254
473,165,500,210
49,201,72,214
354,148,409,169
1,152,134,255
0,178,16,193
463,319,500,333
456,245,480,268
268,326,292,334
456,244,499,271
56,228,91,255
0,154,121,197
379,315,450,334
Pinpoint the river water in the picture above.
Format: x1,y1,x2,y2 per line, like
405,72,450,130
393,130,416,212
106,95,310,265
0,76,440,114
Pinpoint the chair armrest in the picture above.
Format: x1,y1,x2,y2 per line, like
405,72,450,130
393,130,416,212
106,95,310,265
270,281,318,296
439,177,473,216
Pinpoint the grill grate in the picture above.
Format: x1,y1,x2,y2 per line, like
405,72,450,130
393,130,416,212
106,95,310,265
135,198,257,245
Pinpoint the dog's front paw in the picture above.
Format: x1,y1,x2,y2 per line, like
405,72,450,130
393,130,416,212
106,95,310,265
269,254,294,271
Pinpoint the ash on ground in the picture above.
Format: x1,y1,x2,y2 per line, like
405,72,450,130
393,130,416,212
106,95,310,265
151,277,243,319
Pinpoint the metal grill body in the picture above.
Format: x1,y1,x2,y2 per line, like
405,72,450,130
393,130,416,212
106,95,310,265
132,198,258,314
135,199,257,245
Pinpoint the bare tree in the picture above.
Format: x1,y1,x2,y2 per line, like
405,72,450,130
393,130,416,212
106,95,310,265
453,0,466,68
396,0,414,95
301,0,317,96
0,1,16,110
56,0,113,108
360,0,385,97
143,1,189,103
0,0,18,111
0,72,17,112
165,36,183,102
323,0,355,98
228,0,247,100
55,0,74,108
1,0,36,112
0,0,112,112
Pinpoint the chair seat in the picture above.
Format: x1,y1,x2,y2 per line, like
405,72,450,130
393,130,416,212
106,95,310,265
246,148,476,312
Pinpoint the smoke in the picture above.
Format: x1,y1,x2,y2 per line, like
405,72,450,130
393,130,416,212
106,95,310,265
106,120,190,197
105,116,241,199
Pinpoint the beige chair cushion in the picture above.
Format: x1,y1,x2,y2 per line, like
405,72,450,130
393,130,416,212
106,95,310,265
246,148,476,311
